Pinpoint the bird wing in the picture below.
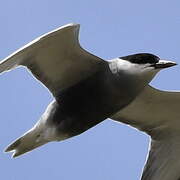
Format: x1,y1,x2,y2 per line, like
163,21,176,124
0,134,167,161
111,85,180,180
0,23,104,97
140,137,180,180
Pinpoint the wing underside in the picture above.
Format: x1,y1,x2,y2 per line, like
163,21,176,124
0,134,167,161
111,85,180,180
0,23,105,96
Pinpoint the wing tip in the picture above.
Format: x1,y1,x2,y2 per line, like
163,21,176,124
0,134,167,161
64,23,80,28
38,22,80,43
57,23,80,34
48,22,80,34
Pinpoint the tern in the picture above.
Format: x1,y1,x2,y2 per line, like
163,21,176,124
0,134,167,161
1,23,178,180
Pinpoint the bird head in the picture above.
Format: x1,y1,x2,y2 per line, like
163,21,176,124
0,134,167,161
115,53,177,85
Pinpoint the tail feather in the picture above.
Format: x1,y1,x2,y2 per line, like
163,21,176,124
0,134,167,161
4,128,48,158
5,138,21,153
4,136,32,158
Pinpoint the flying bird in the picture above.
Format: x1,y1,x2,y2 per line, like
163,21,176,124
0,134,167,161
0,23,177,180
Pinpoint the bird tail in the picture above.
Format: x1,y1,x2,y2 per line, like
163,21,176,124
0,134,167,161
4,127,47,158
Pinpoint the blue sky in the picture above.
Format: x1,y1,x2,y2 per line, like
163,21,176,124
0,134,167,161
0,0,180,179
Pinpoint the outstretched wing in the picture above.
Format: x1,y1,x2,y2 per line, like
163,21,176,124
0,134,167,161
111,85,180,180
141,137,180,180
0,23,105,97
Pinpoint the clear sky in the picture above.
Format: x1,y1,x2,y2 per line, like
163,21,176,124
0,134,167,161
0,0,180,179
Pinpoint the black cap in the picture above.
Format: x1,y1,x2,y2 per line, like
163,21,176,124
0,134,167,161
119,53,160,64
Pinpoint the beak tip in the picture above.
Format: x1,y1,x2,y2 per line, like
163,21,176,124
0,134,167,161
155,60,177,69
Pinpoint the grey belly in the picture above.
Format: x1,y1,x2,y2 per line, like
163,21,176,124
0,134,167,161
49,70,134,137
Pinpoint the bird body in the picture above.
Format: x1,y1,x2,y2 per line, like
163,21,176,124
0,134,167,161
45,62,145,137
5,56,152,157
